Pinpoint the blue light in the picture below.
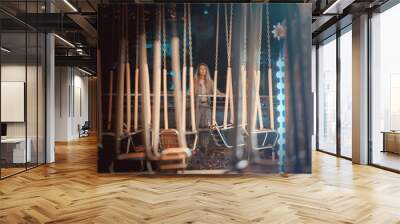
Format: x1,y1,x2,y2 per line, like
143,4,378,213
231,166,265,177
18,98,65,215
203,10,209,15
276,54,286,173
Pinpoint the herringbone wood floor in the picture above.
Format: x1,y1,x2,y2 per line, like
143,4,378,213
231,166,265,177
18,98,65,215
1,135,400,224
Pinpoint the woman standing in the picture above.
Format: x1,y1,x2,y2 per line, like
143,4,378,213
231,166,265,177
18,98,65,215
194,63,221,150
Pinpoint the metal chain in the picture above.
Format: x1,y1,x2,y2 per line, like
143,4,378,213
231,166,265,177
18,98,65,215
136,6,139,68
215,4,219,72
142,5,146,38
243,5,247,65
225,4,233,67
183,4,187,66
266,3,271,69
229,4,233,67
162,5,166,69
188,3,193,67
224,5,229,65
257,6,263,69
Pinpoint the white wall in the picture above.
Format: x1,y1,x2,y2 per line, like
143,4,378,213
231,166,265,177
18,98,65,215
55,66,89,141
1,63,45,163
1,65,27,140
1,65,39,137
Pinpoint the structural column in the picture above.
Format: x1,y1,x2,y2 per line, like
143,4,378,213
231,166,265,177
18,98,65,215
46,0,55,163
352,14,369,164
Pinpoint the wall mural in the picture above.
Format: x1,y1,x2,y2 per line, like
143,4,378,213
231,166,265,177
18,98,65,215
97,3,312,174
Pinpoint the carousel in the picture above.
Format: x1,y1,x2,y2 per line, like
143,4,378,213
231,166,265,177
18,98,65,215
99,3,288,174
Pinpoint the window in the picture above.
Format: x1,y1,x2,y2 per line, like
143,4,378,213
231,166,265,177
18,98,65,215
339,28,352,158
370,3,400,171
317,36,337,154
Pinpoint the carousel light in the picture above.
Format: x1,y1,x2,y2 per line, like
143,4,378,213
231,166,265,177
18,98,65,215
276,55,286,172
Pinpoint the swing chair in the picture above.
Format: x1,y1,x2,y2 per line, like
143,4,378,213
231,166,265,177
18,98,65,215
114,6,147,169
207,4,252,149
117,5,196,171
157,4,195,170
247,3,279,163
178,3,198,152
208,4,243,148
208,4,278,160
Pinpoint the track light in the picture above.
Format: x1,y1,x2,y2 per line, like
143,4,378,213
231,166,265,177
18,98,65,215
63,0,78,12
323,0,340,14
322,0,353,15
54,34,75,48
78,67,94,76
1,47,11,53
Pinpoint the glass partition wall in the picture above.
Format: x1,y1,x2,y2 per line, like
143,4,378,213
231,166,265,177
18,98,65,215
0,1,46,179
370,3,400,171
316,26,352,159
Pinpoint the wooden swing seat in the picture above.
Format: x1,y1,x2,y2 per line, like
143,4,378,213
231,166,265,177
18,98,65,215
251,129,279,161
117,130,147,161
209,122,246,148
158,129,191,170
117,151,146,160
209,122,279,160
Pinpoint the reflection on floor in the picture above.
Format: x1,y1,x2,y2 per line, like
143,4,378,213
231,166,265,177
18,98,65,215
0,162,41,179
0,136,400,223
0,167,25,178
373,150,400,171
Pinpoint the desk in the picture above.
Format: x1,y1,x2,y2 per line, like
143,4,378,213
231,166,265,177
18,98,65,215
1,138,31,163
382,131,400,154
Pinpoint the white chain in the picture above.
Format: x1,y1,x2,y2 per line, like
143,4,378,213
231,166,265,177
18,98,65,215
188,3,193,67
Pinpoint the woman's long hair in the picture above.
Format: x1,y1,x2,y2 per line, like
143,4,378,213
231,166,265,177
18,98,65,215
194,63,212,86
